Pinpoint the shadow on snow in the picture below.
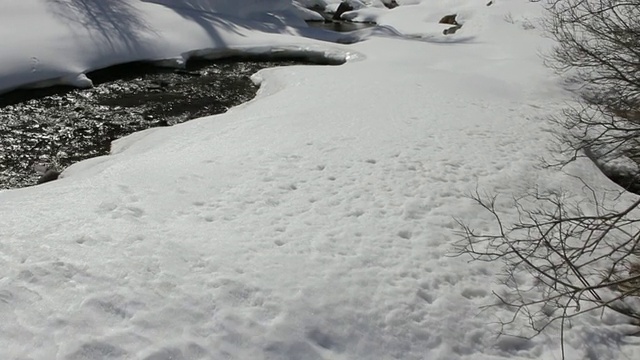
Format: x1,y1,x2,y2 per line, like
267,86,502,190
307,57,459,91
46,0,157,54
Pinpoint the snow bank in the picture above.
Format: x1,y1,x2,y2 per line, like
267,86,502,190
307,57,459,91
0,0,340,95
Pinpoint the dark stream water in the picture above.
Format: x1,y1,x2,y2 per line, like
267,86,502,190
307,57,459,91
0,59,315,189
306,20,375,32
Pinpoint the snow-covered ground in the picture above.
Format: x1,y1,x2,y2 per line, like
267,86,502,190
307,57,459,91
1,0,640,359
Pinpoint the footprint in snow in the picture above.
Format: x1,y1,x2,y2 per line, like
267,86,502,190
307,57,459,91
64,342,127,360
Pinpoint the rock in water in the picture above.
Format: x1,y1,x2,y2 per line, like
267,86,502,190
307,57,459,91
333,1,354,20
37,169,60,184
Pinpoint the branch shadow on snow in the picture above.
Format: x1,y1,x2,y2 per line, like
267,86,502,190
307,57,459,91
143,0,355,48
140,0,268,48
45,0,156,54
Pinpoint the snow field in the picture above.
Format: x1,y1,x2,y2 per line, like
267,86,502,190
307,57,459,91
1,0,640,359
0,43,552,360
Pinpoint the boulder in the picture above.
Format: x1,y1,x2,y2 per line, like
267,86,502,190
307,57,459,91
383,0,399,9
443,25,462,35
332,1,354,20
37,169,60,184
34,163,60,184
439,14,458,26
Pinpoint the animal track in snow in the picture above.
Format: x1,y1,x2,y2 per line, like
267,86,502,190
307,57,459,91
81,294,145,323
461,287,489,299
417,289,434,304
307,328,345,352
265,341,322,360
64,341,128,360
347,209,365,217
97,201,145,219
0,289,13,304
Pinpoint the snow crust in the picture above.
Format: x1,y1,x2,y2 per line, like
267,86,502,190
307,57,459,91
1,0,640,359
